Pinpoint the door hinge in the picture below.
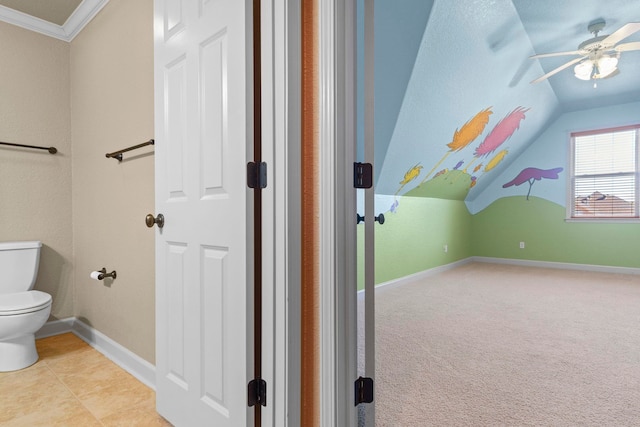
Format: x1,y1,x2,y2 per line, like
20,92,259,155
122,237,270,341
354,376,374,405
247,161,267,189
248,378,267,407
353,162,373,189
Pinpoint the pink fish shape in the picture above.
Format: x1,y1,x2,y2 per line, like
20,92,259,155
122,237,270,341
474,107,529,158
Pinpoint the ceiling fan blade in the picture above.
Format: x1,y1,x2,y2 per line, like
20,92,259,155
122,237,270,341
530,56,585,84
602,22,640,46
615,41,640,52
530,50,581,59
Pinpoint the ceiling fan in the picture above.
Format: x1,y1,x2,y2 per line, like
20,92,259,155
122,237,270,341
530,19,640,84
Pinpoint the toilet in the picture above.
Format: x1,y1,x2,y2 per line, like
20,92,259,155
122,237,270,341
0,241,52,372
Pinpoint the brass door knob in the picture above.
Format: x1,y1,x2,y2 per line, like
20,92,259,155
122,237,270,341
146,213,164,229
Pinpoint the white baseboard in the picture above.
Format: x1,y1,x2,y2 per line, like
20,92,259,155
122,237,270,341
36,317,75,338
35,317,156,391
472,256,640,275
363,258,473,294
364,256,640,295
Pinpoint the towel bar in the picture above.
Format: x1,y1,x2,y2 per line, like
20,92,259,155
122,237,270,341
106,139,154,161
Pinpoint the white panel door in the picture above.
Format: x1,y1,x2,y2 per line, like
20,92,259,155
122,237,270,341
154,0,252,426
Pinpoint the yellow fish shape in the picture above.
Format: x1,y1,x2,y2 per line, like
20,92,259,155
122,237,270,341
484,150,508,173
399,163,423,185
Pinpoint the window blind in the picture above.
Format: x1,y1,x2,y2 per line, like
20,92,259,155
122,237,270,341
571,127,639,218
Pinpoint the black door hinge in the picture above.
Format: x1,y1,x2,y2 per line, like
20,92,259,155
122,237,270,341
354,376,374,405
247,162,267,189
248,378,267,407
353,162,373,189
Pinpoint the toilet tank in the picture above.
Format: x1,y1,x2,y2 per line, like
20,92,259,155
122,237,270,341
0,241,42,293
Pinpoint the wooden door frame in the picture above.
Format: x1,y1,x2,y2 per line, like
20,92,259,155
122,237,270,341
262,0,357,424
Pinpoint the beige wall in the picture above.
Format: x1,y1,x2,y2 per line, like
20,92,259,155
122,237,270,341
0,21,73,319
70,0,155,363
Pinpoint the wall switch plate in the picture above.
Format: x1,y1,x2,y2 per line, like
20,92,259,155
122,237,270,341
444,244,448,253
519,242,525,249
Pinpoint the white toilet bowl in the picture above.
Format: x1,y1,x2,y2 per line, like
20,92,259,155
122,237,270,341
0,290,52,371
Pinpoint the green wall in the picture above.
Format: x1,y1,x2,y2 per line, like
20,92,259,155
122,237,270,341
366,104,640,287
365,195,640,289
471,196,640,268
358,196,472,289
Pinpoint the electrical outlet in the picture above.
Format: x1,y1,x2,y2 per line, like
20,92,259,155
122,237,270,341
444,244,448,253
519,241,525,249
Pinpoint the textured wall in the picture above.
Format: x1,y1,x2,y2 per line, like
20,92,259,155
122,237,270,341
370,0,559,199
471,197,640,268
470,101,640,268
0,21,73,319
359,197,473,287
70,0,155,363
470,101,640,214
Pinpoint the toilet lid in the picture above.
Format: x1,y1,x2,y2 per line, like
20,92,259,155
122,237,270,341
0,291,52,316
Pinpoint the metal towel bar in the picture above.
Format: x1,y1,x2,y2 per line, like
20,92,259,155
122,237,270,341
0,140,57,154
106,139,154,161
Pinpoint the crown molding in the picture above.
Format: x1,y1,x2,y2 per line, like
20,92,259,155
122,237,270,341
0,0,109,42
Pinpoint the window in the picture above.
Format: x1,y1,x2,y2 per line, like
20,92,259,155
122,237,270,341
570,125,640,219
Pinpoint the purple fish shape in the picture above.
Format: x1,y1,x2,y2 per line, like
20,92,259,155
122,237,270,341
503,167,563,200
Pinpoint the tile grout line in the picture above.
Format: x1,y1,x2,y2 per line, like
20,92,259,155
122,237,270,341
42,360,107,426
39,335,163,425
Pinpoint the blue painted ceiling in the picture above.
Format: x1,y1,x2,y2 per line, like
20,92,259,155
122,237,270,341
512,0,640,112
371,0,640,199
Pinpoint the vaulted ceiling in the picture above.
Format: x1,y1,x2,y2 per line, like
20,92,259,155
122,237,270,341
371,0,640,198
513,0,640,112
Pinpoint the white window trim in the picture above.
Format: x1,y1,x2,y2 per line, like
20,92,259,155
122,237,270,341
566,124,640,223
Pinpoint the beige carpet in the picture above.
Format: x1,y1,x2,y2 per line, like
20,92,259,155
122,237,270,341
361,262,640,426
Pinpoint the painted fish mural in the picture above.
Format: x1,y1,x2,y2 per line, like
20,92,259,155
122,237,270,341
503,167,563,200
396,105,530,200
463,106,529,174
396,163,423,195
400,163,423,185
483,149,508,173
419,107,493,184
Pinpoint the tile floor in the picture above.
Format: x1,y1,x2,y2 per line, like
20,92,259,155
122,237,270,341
0,333,172,426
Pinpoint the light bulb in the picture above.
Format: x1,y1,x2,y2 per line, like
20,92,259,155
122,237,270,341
574,60,593,80
597,55,618,78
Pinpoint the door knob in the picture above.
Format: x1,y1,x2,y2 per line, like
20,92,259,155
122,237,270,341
146,213,164,229
356,213,385,225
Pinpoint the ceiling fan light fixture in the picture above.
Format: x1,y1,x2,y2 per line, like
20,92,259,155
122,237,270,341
574,60,593,80
531,20,640,84
573,55,618,81
596,55,618,78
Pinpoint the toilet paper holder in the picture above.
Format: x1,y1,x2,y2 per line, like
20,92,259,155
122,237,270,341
97,268,117,280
